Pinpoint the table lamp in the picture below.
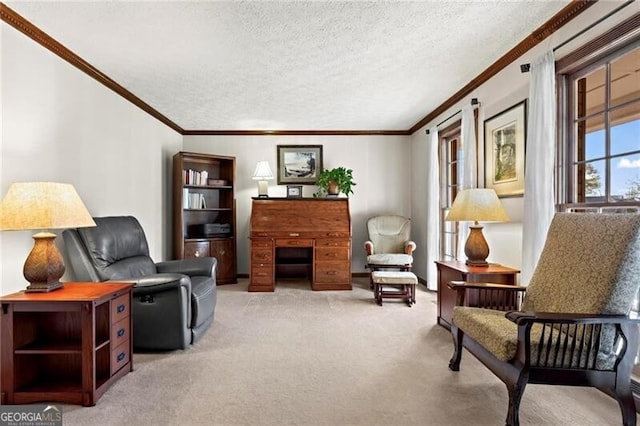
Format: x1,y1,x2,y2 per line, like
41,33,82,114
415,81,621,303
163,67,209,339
252,161,274,198
0,182,96,292
445,188,509,267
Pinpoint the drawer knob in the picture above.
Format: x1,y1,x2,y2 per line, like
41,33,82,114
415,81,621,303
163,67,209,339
195,250,201,257
117,328,125,338
117,304,126,313
117,352,126,362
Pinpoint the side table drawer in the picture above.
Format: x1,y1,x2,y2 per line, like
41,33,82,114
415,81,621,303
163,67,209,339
111,317,130,347
111,293,130,324
111,340,130,374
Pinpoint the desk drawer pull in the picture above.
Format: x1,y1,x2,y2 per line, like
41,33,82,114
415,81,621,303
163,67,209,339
326,271,338,275
117,352,126,362
289,233,300,237
117,328,125,338
117,304,126,313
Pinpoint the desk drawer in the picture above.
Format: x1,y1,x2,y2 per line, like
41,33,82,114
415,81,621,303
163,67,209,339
315,239,350,248
315,247,350,261
111,340,130,374
315,262,350,283
251,265,273,284
251,239,273,248
111,293,130,324
252,248,273,263
111,317,130,347
276,239,313,247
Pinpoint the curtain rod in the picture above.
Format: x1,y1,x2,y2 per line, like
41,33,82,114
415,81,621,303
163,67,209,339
520,0,635,73
425,98,479,134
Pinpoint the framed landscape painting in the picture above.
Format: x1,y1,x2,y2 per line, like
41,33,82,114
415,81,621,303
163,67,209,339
484,100,527,198
277,145,323,185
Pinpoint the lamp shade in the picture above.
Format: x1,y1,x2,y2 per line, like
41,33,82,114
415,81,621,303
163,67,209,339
0,182,96,230
445,188,509,223
252,161,274,180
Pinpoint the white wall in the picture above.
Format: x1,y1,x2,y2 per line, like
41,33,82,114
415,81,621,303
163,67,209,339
0,24,183,295
410,1,640,286
183,135,412,276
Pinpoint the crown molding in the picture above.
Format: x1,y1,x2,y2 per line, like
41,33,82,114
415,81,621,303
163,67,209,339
408,0,597,134
183,129,411,136
0,2,184,134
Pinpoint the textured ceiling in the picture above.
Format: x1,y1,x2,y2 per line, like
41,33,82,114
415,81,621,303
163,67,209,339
6,1,571,132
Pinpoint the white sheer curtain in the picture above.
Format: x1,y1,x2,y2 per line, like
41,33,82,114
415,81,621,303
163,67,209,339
522,51,556,285
456,105,478,260
426,126,440,290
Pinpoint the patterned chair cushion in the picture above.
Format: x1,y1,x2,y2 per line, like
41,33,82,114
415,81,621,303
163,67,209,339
453,306,609,369
523,213,640,315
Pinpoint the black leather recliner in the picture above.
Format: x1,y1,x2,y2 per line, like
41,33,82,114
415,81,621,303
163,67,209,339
63,216,216,351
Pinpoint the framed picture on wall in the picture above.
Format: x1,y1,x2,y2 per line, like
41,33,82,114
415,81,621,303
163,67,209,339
484,100,527,198
277,145,323,185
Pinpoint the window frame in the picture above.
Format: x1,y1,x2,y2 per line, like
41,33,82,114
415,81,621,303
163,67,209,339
439,121,462,261
557,13,640,210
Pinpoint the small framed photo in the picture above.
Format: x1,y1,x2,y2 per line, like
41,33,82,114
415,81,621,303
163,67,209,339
286,185,303,198
277,145,323,185
484,100,527,198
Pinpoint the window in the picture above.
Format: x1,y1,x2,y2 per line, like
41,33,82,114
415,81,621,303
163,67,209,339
439,122,461,260
563,43,640,208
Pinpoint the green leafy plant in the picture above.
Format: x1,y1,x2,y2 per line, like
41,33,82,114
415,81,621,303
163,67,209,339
313,167,356,197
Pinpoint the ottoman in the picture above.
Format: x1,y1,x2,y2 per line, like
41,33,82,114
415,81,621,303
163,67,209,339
371,271,417,307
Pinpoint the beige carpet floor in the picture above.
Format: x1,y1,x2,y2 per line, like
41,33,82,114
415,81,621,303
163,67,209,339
61,277,633,425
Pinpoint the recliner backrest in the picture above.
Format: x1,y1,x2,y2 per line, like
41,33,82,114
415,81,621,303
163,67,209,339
523,212,640,315
71,216,156,281
367,215,411,254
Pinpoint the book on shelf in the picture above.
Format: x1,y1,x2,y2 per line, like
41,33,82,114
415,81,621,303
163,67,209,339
183,169,210,186
185,192,206,209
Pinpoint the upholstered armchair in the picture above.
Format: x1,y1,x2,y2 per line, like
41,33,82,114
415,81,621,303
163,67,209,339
448,213,640,426
364,215,416,272
63,216,217,351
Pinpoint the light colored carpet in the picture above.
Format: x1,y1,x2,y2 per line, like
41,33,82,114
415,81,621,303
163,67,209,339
61,278,632,425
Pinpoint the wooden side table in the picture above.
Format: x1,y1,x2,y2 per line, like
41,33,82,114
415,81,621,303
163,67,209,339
0,282,134,406
435,260,520,330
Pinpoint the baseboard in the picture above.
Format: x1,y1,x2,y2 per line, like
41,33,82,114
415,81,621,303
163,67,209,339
237,272,430,288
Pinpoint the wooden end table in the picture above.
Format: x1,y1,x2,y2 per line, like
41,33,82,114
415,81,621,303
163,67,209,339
0,282,134,406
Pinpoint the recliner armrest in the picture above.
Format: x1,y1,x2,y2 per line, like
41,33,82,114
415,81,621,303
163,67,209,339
156,257,217,278
116,273,191,296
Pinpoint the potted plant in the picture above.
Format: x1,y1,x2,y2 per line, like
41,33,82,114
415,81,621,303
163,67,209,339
314,167,356,197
